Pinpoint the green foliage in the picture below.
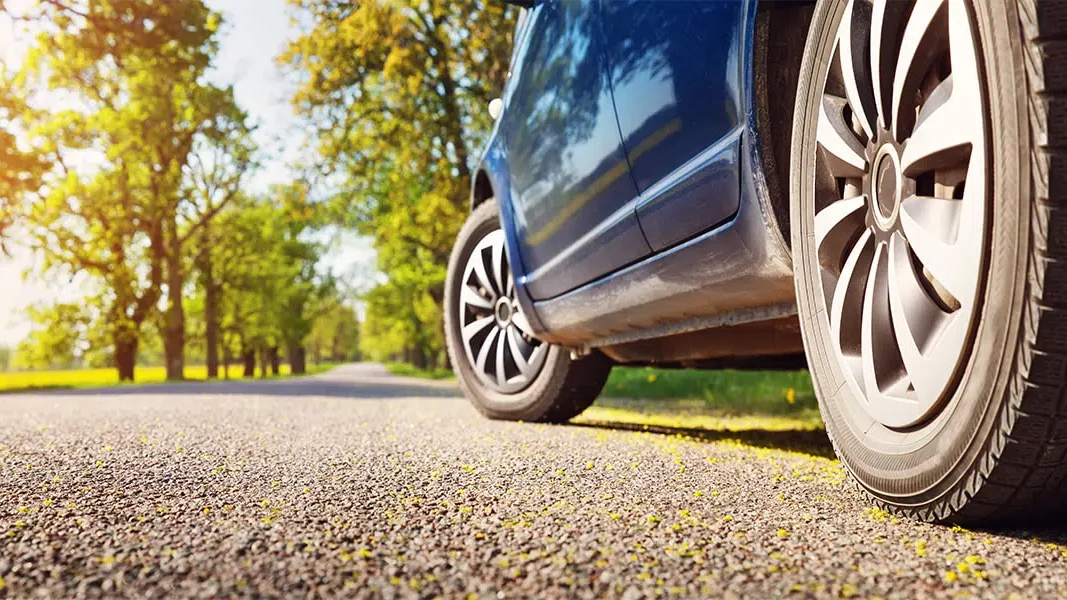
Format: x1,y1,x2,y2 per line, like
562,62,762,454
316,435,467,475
4,0,247,379
12,303,89,370
283,0,518,367
307,299,362,364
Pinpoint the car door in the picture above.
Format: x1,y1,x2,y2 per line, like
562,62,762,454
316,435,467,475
601,0,745,251
501,0,650,301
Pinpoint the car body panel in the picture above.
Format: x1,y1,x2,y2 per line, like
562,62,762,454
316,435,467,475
601,0,746,250
634,126,742,251
500,0,650,301
472,0,795,351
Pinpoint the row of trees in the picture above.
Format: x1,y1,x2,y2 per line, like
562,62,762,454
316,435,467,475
1,0,360,379
281,0,518,369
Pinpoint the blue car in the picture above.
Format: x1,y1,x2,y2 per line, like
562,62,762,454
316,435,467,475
444,0,1067,523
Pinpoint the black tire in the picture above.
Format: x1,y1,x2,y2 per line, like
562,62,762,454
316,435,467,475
444,199,612,423
791,0,1067,523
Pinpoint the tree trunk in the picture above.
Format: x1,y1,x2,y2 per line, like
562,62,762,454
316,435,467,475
412,345,428,370
114,335,138,382
222,345,231,380
259,348,269,378
289,344,306,375
163,221,185,381
269,346,280,375
204,285,219,379
243,349,256,378
199,226,220,379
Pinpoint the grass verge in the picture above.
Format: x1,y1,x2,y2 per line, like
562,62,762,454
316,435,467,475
387,364,818,418
386,363,456,380
0,363,336,394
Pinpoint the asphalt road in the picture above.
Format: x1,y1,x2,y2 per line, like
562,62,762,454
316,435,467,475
2,363,1066,599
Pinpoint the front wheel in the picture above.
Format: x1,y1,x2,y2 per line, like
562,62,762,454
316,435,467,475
791,0,1067,522
443,199,612,423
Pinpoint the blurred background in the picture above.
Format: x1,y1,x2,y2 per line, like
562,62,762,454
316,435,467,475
0,0,817,427
0,0,516,386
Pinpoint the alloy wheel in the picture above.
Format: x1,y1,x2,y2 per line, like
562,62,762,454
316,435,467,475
458,229,547,394
812,0,989,428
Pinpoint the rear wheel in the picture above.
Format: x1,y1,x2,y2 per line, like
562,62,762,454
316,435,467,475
444,199,612,423
792,0,1067,522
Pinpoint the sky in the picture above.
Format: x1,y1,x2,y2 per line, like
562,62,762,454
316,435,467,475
0,0,378,346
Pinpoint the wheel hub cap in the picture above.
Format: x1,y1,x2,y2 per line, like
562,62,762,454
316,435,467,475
494,298,513,327
811,0,989,429
458,230,547,394
871,144,902,229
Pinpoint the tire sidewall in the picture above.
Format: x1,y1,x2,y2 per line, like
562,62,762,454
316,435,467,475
444,199,573,420
791,0,1028,511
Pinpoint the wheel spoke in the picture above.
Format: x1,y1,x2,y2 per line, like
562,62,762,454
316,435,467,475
891,0,948,140
491,237,506,298
461,285,493,311
506,326,531,377
901,77,974,176
899,198,973,307
470,248,497,301
887,233,930,400
815,196,867,272
900,195,961,244
818,96,867,178
495,327,508,386
475,326,499,374
512,308,533,336
860,242,891,401
829,228,875,351
869,0,910,130
836,0,875,140
462,315,495,344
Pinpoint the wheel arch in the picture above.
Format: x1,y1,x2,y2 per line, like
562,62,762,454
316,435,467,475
471,169,495,211
753,0,816,245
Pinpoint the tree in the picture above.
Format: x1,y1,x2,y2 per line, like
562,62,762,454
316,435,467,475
178,96,256,379
5,0,245,380
281,0,517,367
307,298,361,364
184,185,327,378
11,303,89,370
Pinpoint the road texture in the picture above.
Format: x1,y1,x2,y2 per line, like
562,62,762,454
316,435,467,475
2,363,1066,599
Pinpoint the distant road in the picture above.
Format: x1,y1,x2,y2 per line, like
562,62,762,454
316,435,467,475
1,363,1065,598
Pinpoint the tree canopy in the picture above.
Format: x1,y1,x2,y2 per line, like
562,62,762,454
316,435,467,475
2,0,351,380
282,0,517,367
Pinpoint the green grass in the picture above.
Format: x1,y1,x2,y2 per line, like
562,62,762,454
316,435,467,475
0,363,336,394
388,363,817,416
386,362,456,380
604,367,817,416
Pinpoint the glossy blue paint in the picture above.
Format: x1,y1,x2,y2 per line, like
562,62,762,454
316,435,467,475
601,1,744,181
472,0,795,347
635,126,742,251
498,0,650,301
601,0,744,251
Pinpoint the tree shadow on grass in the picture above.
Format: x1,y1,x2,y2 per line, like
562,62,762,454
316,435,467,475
568,419,837,459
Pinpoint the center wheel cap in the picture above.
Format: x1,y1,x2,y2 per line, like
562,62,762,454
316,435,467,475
495,298,513,327
871,144,902,229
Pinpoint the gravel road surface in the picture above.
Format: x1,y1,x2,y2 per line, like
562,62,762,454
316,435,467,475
2,363,1066,599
